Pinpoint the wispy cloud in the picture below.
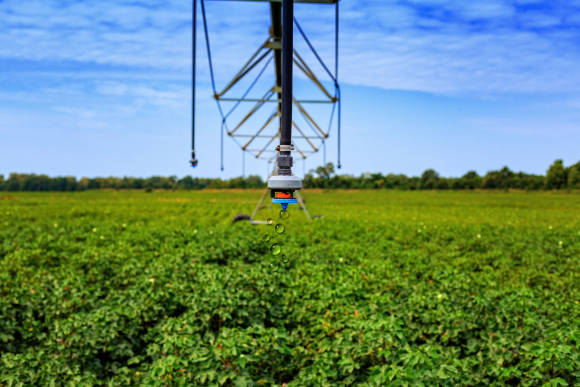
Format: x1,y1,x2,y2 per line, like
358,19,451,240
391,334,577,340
1,0,579,96
335,0,580,94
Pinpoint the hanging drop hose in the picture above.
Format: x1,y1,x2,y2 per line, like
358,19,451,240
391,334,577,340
191,0,198,167
335,1,341,169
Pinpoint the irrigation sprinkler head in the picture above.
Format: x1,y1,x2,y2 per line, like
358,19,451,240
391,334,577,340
268,175,302,210
268,143,302,210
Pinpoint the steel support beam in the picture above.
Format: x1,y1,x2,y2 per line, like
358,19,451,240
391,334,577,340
218,97,333,104
208,0,337,3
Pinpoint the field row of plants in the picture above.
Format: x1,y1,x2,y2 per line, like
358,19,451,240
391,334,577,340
0,190,579,385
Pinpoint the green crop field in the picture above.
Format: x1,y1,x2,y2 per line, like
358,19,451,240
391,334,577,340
1,190,579,386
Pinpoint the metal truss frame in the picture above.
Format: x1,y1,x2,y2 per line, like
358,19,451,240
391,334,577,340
192,0,339,222
196,0,341,165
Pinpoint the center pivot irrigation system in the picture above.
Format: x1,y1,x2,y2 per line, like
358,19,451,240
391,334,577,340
190,0,341,224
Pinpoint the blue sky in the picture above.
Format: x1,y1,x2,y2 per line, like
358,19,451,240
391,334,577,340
1,0,579,179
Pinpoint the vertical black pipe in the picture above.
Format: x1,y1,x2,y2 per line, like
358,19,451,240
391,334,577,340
276,0,294,176
280,0,293,149
191,0,198,167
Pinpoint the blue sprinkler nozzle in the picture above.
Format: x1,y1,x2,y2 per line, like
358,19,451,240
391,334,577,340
272,198,297,205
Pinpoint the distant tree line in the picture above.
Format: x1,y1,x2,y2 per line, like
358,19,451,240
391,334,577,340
1,159,579,192
304,159,580,190
0,175,265,192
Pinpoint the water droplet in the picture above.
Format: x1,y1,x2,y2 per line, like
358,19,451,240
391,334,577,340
270,263,279,272
275,223,285,234
280,255,289,264
270,244,281,256
280,210,289,220
267,218,274,225
263,234,272,243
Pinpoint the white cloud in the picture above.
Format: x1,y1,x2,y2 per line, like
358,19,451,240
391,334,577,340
568,13,580,24
518,12,561,28
464,115,580,137
94,81,187,109
0,0,579,97
405,0,514,19
455,2,515,19
514,0,543,4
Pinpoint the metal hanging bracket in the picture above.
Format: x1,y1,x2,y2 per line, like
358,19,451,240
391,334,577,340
276,144,294,152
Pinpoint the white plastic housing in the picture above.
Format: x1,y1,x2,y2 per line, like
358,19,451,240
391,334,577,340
268,175,302,190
